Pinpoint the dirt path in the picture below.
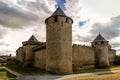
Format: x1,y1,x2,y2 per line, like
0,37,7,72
56,70,120,80
16,75,63,80
4,67,22,76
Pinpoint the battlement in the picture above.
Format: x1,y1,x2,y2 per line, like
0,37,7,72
73,44,93,49
22,41,41,46
45,16,73,24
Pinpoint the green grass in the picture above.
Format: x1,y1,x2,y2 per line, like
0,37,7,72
0,66,15,80
6,64,48,75
5,63,120,75
74,65,120,74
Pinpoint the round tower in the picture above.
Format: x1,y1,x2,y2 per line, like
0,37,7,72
91,33,110,67
45,7,73,74
22,35,41,66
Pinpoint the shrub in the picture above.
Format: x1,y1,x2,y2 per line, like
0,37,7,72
115,56,120,65
7,58,19,65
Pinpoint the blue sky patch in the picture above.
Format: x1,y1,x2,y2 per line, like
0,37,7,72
79,21,85,26
79,19,90,27
55,0,66,10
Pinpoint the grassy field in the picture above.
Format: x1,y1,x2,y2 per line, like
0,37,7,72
6,64,48,75
74,65,120,74
0,66,15,80
6,64,120,75
5,64,120,80
64,65,120,80
64,72,120,80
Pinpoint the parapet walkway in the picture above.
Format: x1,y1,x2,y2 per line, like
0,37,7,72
4,67,120,80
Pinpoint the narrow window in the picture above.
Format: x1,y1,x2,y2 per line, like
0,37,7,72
66,18,68,22
95,42,97,45
37,57,39,60
54,17,57,22
101,41,104,44
92,45,94,47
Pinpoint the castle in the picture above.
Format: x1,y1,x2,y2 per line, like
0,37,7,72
16,7,116,74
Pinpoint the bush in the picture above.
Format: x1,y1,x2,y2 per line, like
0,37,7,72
7,58,19,65
115,56,120,65
0,58,6,63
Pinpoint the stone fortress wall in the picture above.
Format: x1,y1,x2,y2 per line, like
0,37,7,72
32,44,95,71
34,48,46,70
16,47,25,64
109,48,116,64
16,7,116,74
16,40,116,73
72,44,95,70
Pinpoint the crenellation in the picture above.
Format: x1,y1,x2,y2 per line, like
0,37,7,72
67,17,73,23
46,17,55,24
73,44,93,49
57,16,66,22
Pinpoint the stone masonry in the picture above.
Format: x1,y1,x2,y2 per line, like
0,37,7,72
16,7,116,74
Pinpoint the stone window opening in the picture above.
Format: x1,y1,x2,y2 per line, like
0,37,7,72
101,41,104,44
95,42,97,45
66,18,68,22
37,57,39,60
54,17,57,22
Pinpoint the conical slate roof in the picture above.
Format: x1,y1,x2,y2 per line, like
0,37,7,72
94,33,106,41
28,35,38,42
45,7,73,23
51,7,66,17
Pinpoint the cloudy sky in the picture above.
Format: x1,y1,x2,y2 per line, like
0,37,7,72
0,0,120,56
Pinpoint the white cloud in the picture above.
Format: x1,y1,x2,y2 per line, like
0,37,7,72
0,0,120,55
0,1,39,28
0,0,56,55
80,0,120,23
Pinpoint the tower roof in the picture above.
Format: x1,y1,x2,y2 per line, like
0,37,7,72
28,35,38,42
93,33,106,41
45,7,73,24
51,7,66,17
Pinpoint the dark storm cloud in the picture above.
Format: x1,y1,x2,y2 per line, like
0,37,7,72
90,16,120,40
0,1,38,28
111,43,120,48
74,16,120,45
